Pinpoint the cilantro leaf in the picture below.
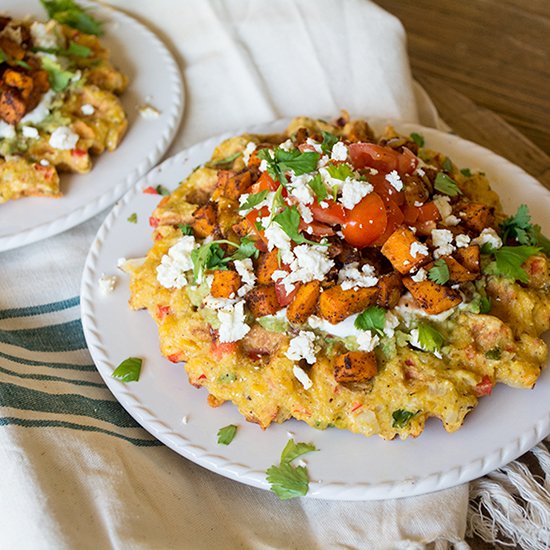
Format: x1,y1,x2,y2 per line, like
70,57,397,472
127,213,137,223
257,148,320,186
41,0,103,35
40,56,75,92
479,295,491,314
206,151,242,169
238,190,268,212
442,157,453,173
460,168,472,177
66,41,91,57
491,245,541,283
500,204,531,245
428,258,450,285
434,172,461,197
321,131,339,154
326,163,355,181
16,60,32,70
191,242,228,282
354,306,386,336
266,462,309,500
307,174,328,202
272,206,318,246
217,424,238,445
231,236,260,261
155,185,170,196
392,409,417,429
416,322,444,353
410,132,425,147
178,224,193,236
280,439,317,465
112,357,142,382
532,225,550,256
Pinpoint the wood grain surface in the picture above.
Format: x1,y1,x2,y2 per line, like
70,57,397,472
375,0,550,155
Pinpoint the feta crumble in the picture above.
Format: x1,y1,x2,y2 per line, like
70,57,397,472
330,141,348,161
40,159,50,166
431,228,455,258
410,242,429,259
455,234,471,248
139,104,161,119
0,121,15,140
98,274,117,294
289,173,315,205
81,103,95,116
21,90,55,125
234,258,256,297
242,141,257,166
340,179,373,210
217,301,250,343
30,21,62,49
22,126,39,139
356,331,380,352
472,228,502,249
338,262,378,290
411,268,427,282
49,126,79,150
286,331,317,365
156,236,196,288
385,170,403,191
293,366,313,390
305,138,323,154
433,194,460,226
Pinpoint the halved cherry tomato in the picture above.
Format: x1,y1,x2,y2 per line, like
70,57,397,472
349,143,418,175
245,206,270,243
370,172,405,206
403,204,419,225
474,375,493,397
299,219,335,237
310,199,347,225
371,199,404,246
251,171,279,193
342,192,387,248
275,281,298,306
416,202,441,223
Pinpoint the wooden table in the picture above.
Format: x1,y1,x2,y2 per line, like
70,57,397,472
376,0,550,195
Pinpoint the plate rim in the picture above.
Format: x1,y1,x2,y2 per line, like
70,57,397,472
81,118,550,500
0,0,184,252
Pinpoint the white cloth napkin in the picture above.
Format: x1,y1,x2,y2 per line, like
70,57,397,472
0,1,469,548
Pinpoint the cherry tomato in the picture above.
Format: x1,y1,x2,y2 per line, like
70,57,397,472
371,199,404,246
403,204,419,225
245,206,270,244
370,172,405,206
298,219,335,237
349,143,418,175
250,171,279,193
342,192,387,248
275,281,298,306
416,202,441,223
474,375,493,397
309,200,347,225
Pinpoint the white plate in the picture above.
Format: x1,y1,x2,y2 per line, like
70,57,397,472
0,0,183,252
81,119,550,500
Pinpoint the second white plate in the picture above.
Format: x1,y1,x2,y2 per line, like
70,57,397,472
0,0,184,252
81,119,550,500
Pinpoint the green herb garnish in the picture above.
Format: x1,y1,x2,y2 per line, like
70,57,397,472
416,322,444,353
238,190,268,212
41,0,103,36
410,132,425,147
16,60,32,70
155,185,170,196
257,147,320,186
272,206,319,246
320,131,339,154
479,296,491,314
460,168,472,177
206,151,242,169
354,306,386,336
392,409,417,429
325,163,355,181
485,348,502,360
178,224,193,236
217,424,238,445
308,173,328,202
484,245,541,283
40,56,75,92
127,213,138,223
112,357,142,382
428,258,450,285
434,172,462,197
500,204,550,255
442,156,453,173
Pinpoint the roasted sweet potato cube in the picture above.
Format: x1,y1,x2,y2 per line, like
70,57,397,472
376,272,404,308
402,277,462,314
232,218,253,238
190,201,218,238
214,170,235,199
245,284,282,317
210,270,242,299
457,203,493,233
0,36,25,60
3,69,33,98
381,226,431,274
318,285,378,324
221,171,252,200
345,120,375,143
287,281,320,325
0,87,26,125
256,249,280,284
443,255,479,283
334,351,377,383
454,245,480,273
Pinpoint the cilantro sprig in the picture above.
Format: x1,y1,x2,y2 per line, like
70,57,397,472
178,224,193,236
206,152,242,169
392,409,418,429
354,306,386,336
41,0,103,36
320,131,339,154
325,163,355,181
217,424,238,445
500,204,550,255
483,245,541,283
112,357,142,382
266,439,317,500
238,190,268,212
40,56,76,92
307,174,328,202
434,172,462,197
272,206,321,246
428,258,450,285
257,147,320,186
410,132,425,148
33,41,92,58
416,322,444,353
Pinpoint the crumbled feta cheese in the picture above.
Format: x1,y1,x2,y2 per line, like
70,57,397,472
338,262,378,290
234,258,256,297
383,312,400,338
340,179,373,209
217,301,250,343
319,201,329,209
259,159,269,172
98,274,117,294
356,330,380,352
330,141,348,161
203,295,237,311
433,194,460,226
297,202,313,224
49,126,79,150
30,21,62,49
242,141,257,166
0,121,15,140
81,103,95,116
410,242,429,259
415,167,425,177
305,138,323,153
22,126,39,139
317,154,329,169
139,104,160,119
455,234,471,248
431,228,455,258
293,366,313,390
264,221,292,253
385,170,403,191
21,90,55,125
286,331,317,365
156,236,196,288
414,201,424,207
411,268,427,282
279,139,294,152
472,228,502,249
40,159,50,166
289,173,315,205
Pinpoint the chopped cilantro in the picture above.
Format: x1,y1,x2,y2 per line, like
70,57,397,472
230,236,259,260
273,206,319,246
127,213,137,223
442,156,453,173
479,295,492,314
434,172,462,197
410,132,425,147
257,147,320,186
500,204,550,255
308,174,328,202
206,151,242,169
41,0,103,35
332,184,339,201
354,306,386,336
484,245,541,283
392,409,417,429
66,40,92,57
112,357,142,382
485,348,502,360
428,258,450,285
155,185,170,196
460,168,472,177
320,131,339,154
238,190,268,212
266,439,317,500
178,224,193,236
326,163,355,181
416,322,444,353
40,56,75,92
217,424,238,445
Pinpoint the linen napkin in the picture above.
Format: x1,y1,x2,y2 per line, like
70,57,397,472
0,1,470,548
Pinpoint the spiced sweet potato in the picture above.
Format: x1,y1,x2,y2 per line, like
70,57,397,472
381,226,431,274
402,277,462,314
287,281,320,325
457,202,493,233
454,245,480,273
210,270,242,299
334,351,378,383
245,284,281,317
256,249,280,285
376,272,403,308
190,201,218,238
221,171,252,200
318,285,378,324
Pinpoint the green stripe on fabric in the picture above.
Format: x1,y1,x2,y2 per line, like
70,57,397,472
0,319,86,352
0,349,95,372
0,417,161,447
0,382,137,428
0,364,105,388
0,296,80,320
